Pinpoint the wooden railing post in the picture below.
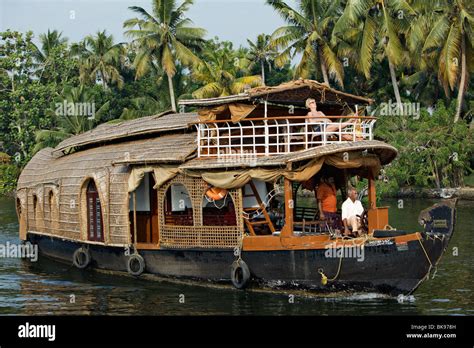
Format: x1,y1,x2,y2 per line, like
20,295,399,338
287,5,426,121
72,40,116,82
264,101,269,155
280,177,294,238
368,175,376,210
196,124,201,158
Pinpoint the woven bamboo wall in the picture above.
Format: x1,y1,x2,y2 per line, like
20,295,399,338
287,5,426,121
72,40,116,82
17,131,196,246
108,166,130,245
24,169,130,245
158,174,244,249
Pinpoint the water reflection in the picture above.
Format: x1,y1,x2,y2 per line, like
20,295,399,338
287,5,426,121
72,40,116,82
0,196,472,315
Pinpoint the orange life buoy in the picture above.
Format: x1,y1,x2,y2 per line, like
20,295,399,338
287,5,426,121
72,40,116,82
206,187,228,201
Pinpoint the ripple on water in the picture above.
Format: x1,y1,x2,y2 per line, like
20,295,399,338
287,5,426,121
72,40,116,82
336,292,392,301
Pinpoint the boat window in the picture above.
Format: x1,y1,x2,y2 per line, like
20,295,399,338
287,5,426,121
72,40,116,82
164,184,193,226
32,194,38,218
16,198,21,216
202,194,237,226
86,180,104,242
48,191,54,223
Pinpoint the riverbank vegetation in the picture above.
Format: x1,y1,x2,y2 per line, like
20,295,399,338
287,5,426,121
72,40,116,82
0,0,472,196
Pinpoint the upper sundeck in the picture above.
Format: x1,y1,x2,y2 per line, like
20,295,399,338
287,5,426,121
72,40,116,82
192,115,376,158
179,79,376,159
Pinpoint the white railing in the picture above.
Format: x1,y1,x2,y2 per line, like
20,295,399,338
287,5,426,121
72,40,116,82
195,116,377,158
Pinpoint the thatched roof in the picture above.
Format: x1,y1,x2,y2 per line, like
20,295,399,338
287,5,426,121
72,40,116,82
18,133,196,189
179,141,397,170
179,79,373,108
52,111,199,155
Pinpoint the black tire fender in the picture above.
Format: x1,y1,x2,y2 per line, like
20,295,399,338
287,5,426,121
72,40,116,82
127,254,146,276
231,259,250,289
72,247,91,269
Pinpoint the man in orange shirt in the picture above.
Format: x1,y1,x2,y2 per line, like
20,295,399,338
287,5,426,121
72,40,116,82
316,177,337,221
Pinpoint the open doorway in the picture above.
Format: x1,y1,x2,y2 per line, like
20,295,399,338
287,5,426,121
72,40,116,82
129,173,159,244
242,179,283,236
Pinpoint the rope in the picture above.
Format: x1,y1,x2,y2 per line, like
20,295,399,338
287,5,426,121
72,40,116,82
234,235,244,263
318,234,372,285
318,240,345,285
319,232,435,286
204,192,228,209
417,233,434,277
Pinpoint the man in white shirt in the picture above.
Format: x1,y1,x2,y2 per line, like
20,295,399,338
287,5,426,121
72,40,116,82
341,187,364,237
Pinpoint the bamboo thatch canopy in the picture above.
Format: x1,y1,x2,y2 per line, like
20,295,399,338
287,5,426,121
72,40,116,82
179,141,397,170
18,133,196,189
179,79,373,108
53,111,199,155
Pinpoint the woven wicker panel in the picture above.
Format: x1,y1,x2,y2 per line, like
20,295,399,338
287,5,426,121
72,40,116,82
107,171,130,245
158,174,244,249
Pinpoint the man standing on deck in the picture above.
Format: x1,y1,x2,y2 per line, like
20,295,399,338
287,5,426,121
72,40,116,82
316,177,338,222
341,187,364,237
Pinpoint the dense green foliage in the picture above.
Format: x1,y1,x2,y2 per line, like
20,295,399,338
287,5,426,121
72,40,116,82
0,0,472,196
375,101,473,195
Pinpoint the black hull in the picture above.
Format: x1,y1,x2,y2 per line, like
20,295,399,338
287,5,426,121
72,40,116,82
27,231,449,296
26,200,456,296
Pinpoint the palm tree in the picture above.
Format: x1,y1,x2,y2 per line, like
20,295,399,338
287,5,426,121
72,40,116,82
72,30,125,89
33,86,110,153
247,34,276,85
399,1,445,106
124,0,206,111
32,30,68,80
192,41,262,98
120,96,163,120
420,0,474,122
266,0,345,88
333,0,415,109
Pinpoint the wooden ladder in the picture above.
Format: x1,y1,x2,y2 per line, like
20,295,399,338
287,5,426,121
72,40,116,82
243,181,276,236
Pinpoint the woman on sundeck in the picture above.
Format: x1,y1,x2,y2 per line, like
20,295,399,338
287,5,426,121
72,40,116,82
305,98,359,141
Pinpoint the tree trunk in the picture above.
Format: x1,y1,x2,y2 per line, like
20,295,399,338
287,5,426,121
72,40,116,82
167,73,177,112
455,35,466,123
318,50,330,86
388,59,403,113
261,60,266,86
433,159,441,189
101,72,108,90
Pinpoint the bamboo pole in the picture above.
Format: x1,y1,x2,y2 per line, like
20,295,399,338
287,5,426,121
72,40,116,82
264,100,269,156
133,192,138,247
280,177,294,238
368,175,376,210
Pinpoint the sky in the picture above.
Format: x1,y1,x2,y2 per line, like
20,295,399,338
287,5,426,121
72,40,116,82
0,0,298,48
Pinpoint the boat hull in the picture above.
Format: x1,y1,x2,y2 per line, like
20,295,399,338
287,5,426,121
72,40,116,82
27,230,449,296
25,200,456,296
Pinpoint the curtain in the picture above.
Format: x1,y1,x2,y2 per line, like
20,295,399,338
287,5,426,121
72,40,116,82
127,166,180,192
128,154,381,192
198,103,257,123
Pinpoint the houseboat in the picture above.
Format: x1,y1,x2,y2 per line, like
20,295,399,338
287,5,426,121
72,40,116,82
16,80,456,295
